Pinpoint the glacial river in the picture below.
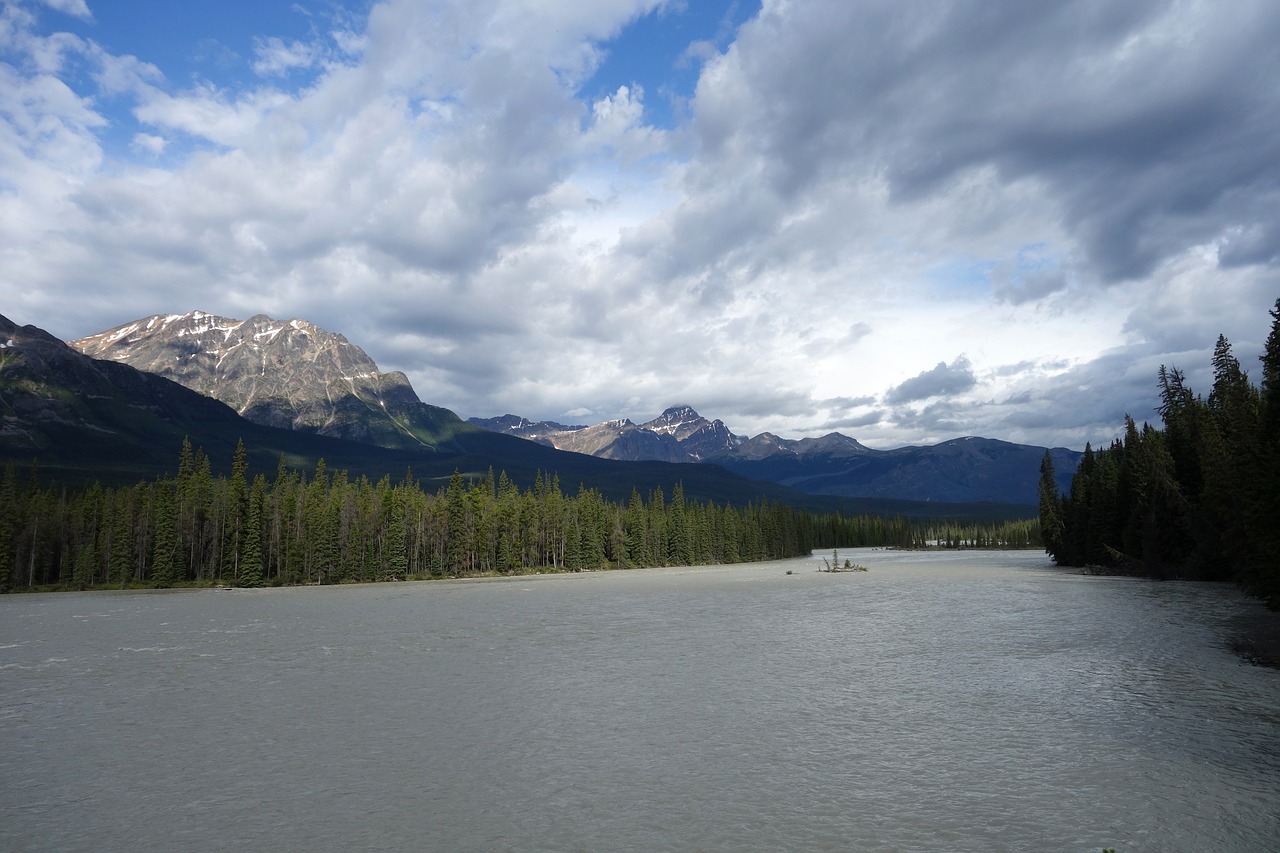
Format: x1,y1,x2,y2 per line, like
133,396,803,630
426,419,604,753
2,549,1278,852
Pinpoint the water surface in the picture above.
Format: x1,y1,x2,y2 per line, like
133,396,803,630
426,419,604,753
3,550,1277,851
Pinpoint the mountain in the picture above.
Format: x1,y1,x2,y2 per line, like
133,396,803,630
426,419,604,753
471,414,587,443
70,312,466,451
641,405,745,459
0,312,356,480
731,431,873,461
712,435,1081,505
17,309,1044,517
9,314,911,513
471,407,1080,505
468,405,744,463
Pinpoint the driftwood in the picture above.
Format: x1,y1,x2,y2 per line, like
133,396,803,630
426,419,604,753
819,550,869,573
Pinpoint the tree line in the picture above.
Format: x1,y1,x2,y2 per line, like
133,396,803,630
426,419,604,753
1039,298,1280,608
2,439,1040,590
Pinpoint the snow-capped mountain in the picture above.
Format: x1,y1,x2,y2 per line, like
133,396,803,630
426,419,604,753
66,311,1080,505
468,405,745,463
69,311,463,450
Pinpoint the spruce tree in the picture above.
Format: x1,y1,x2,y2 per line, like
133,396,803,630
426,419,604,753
239,476,266,587
222,439,249,583
445,470,468,574
150,477,179,587
381,486,409,581
0,463,17,588
1037,451,1063,558
1252,298,1280,604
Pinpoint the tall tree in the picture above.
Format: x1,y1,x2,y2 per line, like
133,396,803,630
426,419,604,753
239,475,266,587
150,477,179,587
222,439,249,582
1037,451,1063,558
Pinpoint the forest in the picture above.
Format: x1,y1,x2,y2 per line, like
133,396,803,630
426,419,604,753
1039,298,1280,608
1,440,1040,590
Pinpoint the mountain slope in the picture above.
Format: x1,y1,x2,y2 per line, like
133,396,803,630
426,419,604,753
70,312,466,451
711,435,1080,505
10,314,915,512
1,313,339,479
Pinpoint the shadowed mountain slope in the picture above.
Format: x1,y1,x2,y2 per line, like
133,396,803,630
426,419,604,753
9,314,986,513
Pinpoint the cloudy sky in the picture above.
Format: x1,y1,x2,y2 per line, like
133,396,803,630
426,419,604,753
3,0,1278,450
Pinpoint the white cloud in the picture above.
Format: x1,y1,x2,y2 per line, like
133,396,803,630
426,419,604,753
252,36,320,77
38,0,91,21
129,132,166,156
2,0,1278,452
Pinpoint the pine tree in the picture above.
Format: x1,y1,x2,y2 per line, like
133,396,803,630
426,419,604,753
222,439,249,582
239,475,266,587
1250,298,1280,604
381,485,409,581
1037,450,1063,558
623,488,649,566
0,463,18,589
666,482,692,566
150,477,179,588
445,470,468,574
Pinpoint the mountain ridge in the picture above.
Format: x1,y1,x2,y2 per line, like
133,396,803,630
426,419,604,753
63,310,1074,506
468,404,744,462
17,312,965,514
471,407,1080,505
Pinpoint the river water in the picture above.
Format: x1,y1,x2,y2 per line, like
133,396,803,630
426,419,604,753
2,549,1278,852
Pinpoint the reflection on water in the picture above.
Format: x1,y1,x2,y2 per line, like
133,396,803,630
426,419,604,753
2,550,1278,852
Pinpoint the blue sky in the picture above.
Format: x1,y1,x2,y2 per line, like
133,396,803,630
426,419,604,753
57,1,320,75
3,0,1278,450
583,1,758,128
35,0,756,152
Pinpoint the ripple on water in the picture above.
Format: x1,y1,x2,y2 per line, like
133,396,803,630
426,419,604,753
0,550,1277,852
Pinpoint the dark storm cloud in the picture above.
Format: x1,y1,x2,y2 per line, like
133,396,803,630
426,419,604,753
692,0,1280,284
821,410,884,431
884,357,976,404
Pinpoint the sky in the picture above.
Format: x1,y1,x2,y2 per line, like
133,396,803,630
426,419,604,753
2,0,1278,451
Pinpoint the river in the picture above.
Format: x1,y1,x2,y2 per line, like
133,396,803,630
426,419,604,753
2,549,1277,852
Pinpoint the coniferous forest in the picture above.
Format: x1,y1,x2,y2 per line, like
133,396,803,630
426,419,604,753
1,437,1040,591
1039,298,1280,608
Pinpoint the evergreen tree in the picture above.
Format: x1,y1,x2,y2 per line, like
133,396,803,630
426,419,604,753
150,477,179,587
381,485,409,581
0,463,18,589
239,475,266,587
623,488,649,566
1037,451,1062,558
445,470,468,574
222,439,249,582
1251,299,1280,604
667,482,694,566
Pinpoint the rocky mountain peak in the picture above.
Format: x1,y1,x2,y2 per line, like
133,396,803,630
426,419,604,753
68,311,461,450
638,405,744,459
642,405,701,434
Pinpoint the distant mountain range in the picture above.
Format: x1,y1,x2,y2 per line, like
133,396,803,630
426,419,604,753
469,405,744,462
1,314,830,509
470,407,1080,505
1,309,1076,512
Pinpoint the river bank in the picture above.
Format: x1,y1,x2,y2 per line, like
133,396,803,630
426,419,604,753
1230,604,1280,668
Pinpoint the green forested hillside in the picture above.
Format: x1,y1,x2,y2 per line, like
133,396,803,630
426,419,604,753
2,439,1041,590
